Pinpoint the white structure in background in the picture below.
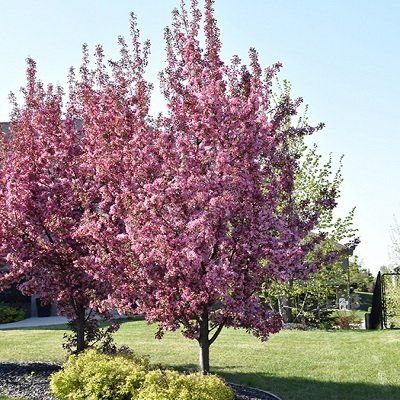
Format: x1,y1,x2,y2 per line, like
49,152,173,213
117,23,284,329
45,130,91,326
338,297,349,310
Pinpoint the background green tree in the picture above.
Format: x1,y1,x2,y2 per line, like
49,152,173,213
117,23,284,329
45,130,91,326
262,81,363,326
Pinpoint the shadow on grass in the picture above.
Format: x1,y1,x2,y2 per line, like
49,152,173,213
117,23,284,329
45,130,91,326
164,363,400,400
11,324,69,331
216,371,400,400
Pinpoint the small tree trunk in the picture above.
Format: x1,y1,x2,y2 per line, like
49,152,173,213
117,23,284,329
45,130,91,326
317,295,322,321
75,306,86,353
280,296,293,323
198,309,210,374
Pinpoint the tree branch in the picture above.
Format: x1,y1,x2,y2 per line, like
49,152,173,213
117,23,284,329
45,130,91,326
43,226,55,244
208,322,224,346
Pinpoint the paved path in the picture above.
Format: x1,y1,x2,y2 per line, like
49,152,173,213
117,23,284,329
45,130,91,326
0,316,68,330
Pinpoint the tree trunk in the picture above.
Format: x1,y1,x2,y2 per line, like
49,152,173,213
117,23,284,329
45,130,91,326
198,309,210,374
280,295,293,323
75,306,86,353
280,280,294,323
316,295,321,320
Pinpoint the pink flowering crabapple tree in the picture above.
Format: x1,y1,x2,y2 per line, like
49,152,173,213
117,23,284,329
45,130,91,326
116,0,339,374
0,59,110,353
0,62,94,352
0,0,343,372
0,15,151,352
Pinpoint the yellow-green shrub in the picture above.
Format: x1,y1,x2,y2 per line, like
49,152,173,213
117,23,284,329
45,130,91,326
50,349,148,400
51,350,234,400
137,370,235,400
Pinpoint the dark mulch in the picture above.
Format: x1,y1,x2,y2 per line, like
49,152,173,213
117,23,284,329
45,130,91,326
231,382,281,400
0,362,281,400
0,363,59,400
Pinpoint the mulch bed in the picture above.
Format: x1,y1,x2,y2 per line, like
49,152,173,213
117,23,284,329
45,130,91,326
0,362,281,400
0,363,58,400
230,383,281,400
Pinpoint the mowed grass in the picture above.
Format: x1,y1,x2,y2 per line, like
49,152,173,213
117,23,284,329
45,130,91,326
0,320,399,400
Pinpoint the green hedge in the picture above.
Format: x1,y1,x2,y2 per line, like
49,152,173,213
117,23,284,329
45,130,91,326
0,302,26,324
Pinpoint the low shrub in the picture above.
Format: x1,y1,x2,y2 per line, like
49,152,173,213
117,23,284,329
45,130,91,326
50,350,234,400
304,310,336,329
50,349,148,400
0,302,26,323
334,310,362,329
138,370,235,400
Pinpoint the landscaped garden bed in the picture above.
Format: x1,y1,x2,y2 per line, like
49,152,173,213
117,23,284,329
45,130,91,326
0,362,279,400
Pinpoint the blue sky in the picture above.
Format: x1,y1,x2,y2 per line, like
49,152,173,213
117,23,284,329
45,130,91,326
1,1,399,273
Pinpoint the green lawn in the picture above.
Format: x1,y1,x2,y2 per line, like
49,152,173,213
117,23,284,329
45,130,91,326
0,320,399,400
0,396,25,400
0,397,22,400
